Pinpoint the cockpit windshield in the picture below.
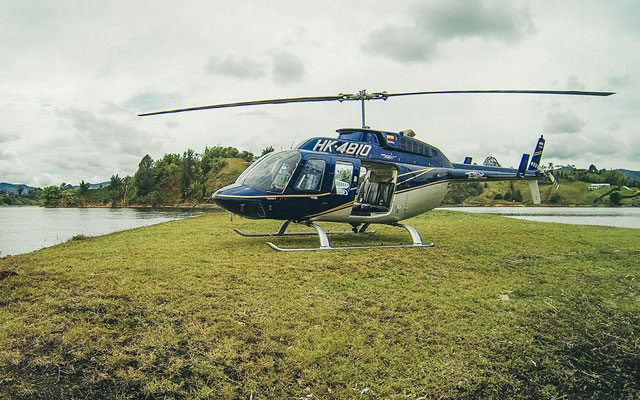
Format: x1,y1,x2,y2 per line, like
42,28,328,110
237,150,301,193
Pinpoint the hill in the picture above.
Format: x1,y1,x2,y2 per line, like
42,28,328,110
0,182,37,194
618,168,640,181
206,157,251,193
1,211,638,398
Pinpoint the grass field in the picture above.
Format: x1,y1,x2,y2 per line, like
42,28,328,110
1,211,639,399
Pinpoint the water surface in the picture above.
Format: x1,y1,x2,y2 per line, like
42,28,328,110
0,206,218,257
439,206,640,229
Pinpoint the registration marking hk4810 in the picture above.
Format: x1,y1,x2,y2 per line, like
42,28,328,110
312,139,371,157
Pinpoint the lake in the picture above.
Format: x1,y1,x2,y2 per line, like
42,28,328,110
0,206,219,257
439,206,640,229
2,206,638,257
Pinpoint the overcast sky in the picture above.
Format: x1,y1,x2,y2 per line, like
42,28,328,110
1,1,638,187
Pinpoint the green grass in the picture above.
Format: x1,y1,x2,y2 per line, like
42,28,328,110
1,211,639,399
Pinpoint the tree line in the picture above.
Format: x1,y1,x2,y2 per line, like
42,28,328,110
9,155,637,207
39,145,272,207
556,165,638,187
0,187,42,206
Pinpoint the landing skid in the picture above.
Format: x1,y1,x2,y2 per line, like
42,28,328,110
233,220,434,251
232,220,374,237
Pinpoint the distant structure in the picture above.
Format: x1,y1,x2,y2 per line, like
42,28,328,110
483,156,501,167
588,183,610,191
553,165,576,172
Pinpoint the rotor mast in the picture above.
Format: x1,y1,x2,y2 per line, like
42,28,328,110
347,89,389,128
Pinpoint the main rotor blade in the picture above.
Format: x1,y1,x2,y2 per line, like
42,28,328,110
383,89,616,98
138,94,347,116
138,89,615,117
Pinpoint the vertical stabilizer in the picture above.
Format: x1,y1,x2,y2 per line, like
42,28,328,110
517,154,530,177
528,135,545,170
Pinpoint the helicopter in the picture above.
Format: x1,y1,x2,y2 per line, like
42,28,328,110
139,89,614,251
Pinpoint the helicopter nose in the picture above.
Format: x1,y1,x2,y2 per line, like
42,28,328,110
212,184,266,219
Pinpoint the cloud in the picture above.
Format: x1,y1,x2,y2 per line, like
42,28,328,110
606,74,631,88
0,131,19,143
362,26,438,63
56,106,162,157
0,147,18,160
272,51,304,85
565,75,586,91
362,0,534,63
206,56,266,80
545,133,625,160
413,1,534,42
629,135,640,161
124,92,184,114
543,109,586,134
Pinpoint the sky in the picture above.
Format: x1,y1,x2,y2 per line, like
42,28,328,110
1,0,639,187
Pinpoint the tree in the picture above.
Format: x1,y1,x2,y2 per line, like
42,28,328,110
512,188,523,202
181,149,199,200
122,176,133,205
589,164,598,173
602,170,627,186
61,190,80,207
23,188,42,200
42,186,61,206
134,154,157,197
238,150,255,162
78,180,90,196
261,146,275,156
609,191,622,206
442,182,484,204
549,193,562,204
16,185,23,196
109,174,124,205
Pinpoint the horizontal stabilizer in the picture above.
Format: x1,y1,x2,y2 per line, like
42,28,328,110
548,172,560,190
517,154,530,177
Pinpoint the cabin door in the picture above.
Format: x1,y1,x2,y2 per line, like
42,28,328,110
351,163,398,215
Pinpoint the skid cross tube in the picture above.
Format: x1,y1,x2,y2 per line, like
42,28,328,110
232,220,360,237
263,221,434,252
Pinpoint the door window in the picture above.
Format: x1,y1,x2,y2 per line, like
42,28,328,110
294,159,325,191
334,161,354,195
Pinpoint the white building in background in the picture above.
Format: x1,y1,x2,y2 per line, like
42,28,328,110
588,183,610,190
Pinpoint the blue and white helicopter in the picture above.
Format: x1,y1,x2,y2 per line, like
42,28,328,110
140,89,613,251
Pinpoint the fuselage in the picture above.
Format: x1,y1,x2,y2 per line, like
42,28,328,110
212,128,545,223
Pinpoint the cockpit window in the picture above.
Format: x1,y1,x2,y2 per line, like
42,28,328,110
237,150,301,193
